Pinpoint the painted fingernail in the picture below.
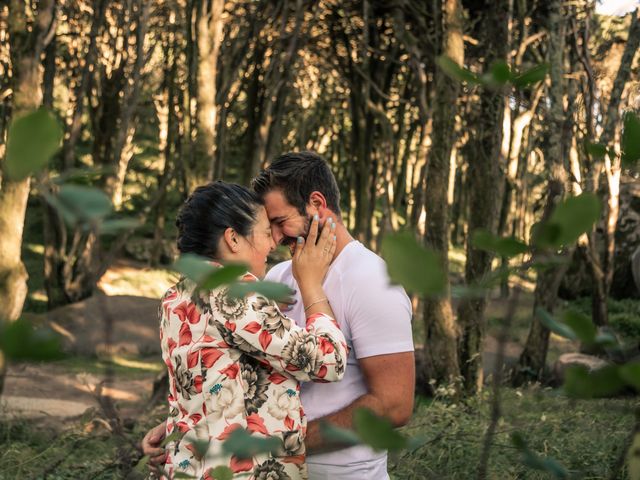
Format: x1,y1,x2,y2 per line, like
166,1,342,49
314,214,319,221
334,234,337,240
331,222,336,229
297,236,303,244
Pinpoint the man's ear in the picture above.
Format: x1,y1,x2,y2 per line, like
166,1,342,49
222,227,240,253
308,191,328,215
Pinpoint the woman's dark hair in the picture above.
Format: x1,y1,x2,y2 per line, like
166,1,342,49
176,181,263,259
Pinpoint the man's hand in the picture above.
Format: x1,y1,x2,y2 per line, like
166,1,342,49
141,421,168,471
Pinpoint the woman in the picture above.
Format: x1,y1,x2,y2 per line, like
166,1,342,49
158,181,347,479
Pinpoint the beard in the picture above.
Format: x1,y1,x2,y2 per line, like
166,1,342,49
282,215,312,255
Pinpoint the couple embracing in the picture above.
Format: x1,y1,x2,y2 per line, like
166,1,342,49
142,151,415,479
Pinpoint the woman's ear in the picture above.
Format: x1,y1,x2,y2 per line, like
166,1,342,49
223,227,240,253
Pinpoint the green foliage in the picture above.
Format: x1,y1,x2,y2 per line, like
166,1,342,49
381,231,445,295
564,365,626,399
228,281,294,302
173,254,246,290
436,55,548,89
619,362,640,391
52,184,113,224
99,218,142,235
0,318,64,361
534,306,639,398
471,229,528,258
511,432,568,479
561,310,597,345
220,428,281,459
482,60,511,86
5,108,63,181
208,466,234,480
567,297,640,340
536,307,578,341
436,55,481,85
622,111,640,167
512,63,550,88
532,193,602,248
585,141,609,159
353,408,410,452
321,408,424,453
319,422,361,447
173,254,292,301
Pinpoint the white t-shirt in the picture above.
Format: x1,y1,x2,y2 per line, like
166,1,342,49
265,240,414,473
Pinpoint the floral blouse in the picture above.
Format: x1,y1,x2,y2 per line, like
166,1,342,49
158,272,348,480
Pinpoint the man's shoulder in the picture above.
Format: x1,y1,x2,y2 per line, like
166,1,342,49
265,260,293,281
338,241,388,282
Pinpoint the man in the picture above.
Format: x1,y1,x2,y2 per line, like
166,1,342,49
143,151,415,479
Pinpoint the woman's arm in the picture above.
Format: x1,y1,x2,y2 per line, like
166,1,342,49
221,292,348,383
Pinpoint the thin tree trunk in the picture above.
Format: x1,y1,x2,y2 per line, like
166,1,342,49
193,0,224,182
457,0,510,394
591,8,639,326
514,0,568,384
61,0,107,170
422,0,462,388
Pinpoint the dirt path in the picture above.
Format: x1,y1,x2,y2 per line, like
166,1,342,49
1,262,573,421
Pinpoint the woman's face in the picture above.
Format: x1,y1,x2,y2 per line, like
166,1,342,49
238,206,276,278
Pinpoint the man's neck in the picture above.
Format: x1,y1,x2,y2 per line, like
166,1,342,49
332,223,354,261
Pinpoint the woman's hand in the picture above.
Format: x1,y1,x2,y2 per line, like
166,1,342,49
291,214,337,291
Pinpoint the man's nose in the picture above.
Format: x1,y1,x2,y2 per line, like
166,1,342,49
272,229,284,245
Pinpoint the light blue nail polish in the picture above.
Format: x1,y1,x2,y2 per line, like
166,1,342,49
314,214,319,221
297,236,303,244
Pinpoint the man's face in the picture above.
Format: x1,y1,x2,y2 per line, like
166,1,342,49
262,189,311,252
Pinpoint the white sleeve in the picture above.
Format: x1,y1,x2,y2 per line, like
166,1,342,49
345,261,414,359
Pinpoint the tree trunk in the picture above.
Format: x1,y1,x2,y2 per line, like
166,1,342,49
0,0,55,396
514,0,567,384
61,0,107,170
590,8,640,327
243,0,307,185
192,0,224,182
456,0,510,394
0,0,54,322
421,0,462,389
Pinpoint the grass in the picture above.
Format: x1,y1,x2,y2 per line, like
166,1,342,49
0,387,632,479
0,404,165,480
390,388,634,479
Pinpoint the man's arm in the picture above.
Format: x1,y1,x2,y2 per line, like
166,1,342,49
304,351,415,454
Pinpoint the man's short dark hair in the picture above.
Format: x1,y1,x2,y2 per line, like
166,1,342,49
252,151,341,215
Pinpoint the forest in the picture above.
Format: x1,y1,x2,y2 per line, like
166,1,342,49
0,0,639,478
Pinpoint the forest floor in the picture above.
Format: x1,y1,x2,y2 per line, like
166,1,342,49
1,254,636,478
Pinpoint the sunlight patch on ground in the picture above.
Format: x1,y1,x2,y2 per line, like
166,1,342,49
97,260,177,298
24,243,44,255
105,355,163,372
